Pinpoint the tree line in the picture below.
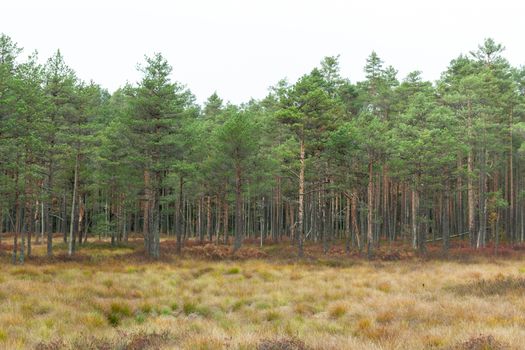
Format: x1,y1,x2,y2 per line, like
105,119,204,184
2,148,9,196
1,34,525,262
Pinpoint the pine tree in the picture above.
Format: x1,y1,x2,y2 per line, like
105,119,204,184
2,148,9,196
131,53,194,258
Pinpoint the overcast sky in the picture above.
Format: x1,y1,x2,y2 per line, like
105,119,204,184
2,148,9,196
2,0,524,104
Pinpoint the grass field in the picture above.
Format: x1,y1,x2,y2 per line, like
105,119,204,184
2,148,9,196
1,239,524,349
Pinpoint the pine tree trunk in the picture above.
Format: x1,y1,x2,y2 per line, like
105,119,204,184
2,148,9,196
298,137,305,257
321,184,327,254
367,160,373,258
215,196,221,244
68,153,79,256
467,101,476,246
19,207,25,264
234,163,243,252
223,200,229,244
13,170,20,264
412,188,418,249
443,179,450,254
78,194,85,246
46,159,54,257
345,195,350,254
383,165,389,243
62,192,67,243
260,196,265,247
0,206,3,246
176,176,183,254
289,202,295,242
351,191,360,250
508,108,514,240
27,203,33,257
457,156,463,237
419,205,427,256
207,196,212,241
143,170,151,254
198,197,203,242
148,180,160,259
477,148,487,248
151,184,160,259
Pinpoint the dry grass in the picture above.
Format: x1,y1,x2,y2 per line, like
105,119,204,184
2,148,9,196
1,240,525,349
452,334,510,350
448,275,525,297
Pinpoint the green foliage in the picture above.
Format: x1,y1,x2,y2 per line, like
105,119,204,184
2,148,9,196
1,34,524,258
225,267,241,275
135,313,146,324
107,312,121,326
106,302,132,326
110,302,132,317
183,301,199,315
182,301,211,317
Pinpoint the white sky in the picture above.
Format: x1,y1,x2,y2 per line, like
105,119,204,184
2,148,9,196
2,0,524,104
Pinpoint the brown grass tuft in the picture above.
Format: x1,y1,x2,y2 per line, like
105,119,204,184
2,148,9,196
35,339,66,350
376,310,395,324
125,331,172,350
257,337,309,350
448,275,525,296
328,303,347,319
4,240,525,349
452,334,509,350
377,281,392,293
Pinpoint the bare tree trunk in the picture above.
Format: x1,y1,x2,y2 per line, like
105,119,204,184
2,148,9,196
78,194,85,246
289,202,295,241
233,163,243,252
298,137,305,257
351,191,360,250
412,188,418,249
321,183,327,254
467,101,476,246
0,206,2,246
20,207,26,264
477,148,488,248
61,192,67,243
27,203,33,257
68,153,79,256
260,197,265,247
367,160,373,258
198,197,203,242
13,170,20,264
176,176,183,254
223,200,229,244
143,170,151,255
383,165,389,243
46,159,54,257
345,195,350,253
509,108,514,241
457,156,463,237
151,184,160,259
207,196,212,241
443,179,450,254
215,196,221,244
